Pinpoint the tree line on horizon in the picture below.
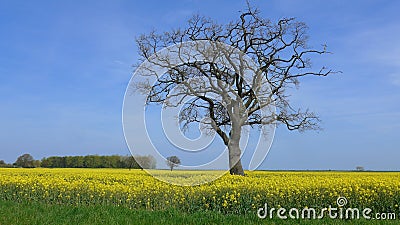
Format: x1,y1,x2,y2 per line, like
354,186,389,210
0,154,156,169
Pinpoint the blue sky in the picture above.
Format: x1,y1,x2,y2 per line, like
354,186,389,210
1,0,399,170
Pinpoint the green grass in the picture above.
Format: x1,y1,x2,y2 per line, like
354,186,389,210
0,200,398,225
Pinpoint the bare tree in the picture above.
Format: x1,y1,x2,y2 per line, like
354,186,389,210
133,5,334,176
166,156,181,171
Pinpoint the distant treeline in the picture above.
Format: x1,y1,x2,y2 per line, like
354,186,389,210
41,155,156,169
0,154,156,169
0,160,13,168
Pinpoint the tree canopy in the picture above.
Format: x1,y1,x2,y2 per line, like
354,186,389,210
166,156,181,171
134,4,334,175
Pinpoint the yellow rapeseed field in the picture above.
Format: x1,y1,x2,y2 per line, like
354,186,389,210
0,168,399,214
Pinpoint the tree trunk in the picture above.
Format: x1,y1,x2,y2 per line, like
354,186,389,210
227,105,246,176
228,141,245,176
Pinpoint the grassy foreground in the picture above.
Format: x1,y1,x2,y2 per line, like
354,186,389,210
0,200,398,225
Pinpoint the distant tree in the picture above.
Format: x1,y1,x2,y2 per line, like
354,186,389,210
122,155,139,170
33,160,41,168
41,156,60,168
0,160,11,168
356,166,364,171
65,156,75,168
75,156,84,167
40,157,50,167
148,155,157,169
108,155,121,168
14,153,35,168
135,155,157,169
166,156,181,171
83,155,104,168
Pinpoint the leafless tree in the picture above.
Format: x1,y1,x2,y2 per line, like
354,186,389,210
133,5,334,176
